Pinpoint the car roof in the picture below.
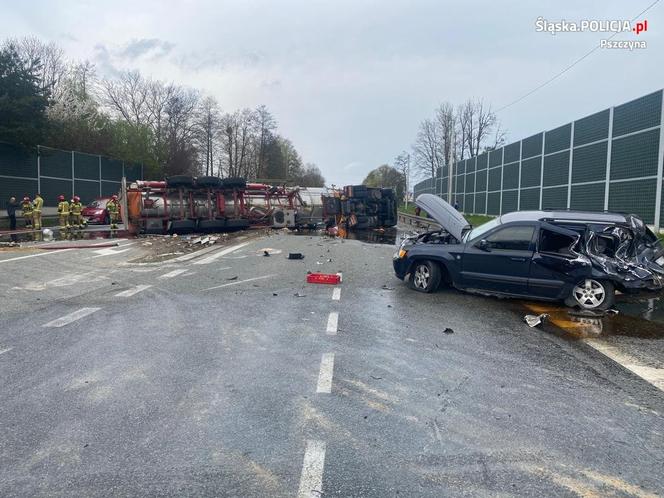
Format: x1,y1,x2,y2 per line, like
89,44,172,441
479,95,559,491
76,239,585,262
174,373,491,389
500,210,629,224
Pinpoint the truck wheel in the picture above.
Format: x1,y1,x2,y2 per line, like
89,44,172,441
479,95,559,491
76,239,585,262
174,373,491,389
167,175,195,188
222,177,247,189
408,260,442,293
565,279,615,310
196,176,223,188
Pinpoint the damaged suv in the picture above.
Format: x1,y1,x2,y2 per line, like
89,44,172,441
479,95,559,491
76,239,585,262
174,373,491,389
393,194,664,310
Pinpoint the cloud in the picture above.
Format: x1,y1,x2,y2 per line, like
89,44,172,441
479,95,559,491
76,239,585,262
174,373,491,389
119,38,174,60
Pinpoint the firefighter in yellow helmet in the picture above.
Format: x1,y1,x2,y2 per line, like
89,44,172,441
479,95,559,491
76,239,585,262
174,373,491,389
106,194,120,230
57,195,70,229
21,196,33,229
32,193,43,230
70,195,84,229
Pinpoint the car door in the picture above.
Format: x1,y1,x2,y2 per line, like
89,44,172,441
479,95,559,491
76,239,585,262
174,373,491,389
461,223,536,295
529,222,588,299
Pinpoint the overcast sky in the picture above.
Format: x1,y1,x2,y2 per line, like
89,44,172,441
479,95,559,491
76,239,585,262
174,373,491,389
2,0,663,185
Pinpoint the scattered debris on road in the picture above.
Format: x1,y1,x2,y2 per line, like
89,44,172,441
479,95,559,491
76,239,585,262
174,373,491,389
524,313,549,328
443,327,454,334
381,284,395,290
288,252,305,260
307,272,342,285
294,292,306,297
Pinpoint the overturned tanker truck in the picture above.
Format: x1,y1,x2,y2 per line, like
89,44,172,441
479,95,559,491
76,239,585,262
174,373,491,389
124,176,326,234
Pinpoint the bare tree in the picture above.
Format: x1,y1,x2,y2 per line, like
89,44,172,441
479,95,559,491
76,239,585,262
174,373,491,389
456,98,500,158
221,109,256,178
393,151,410,206
251,105,276,178
8,36,67,98
197,96,221,176
101,70,150,127
411,118,442,180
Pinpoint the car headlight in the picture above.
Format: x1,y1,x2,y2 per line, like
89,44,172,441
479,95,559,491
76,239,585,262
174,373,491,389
398,248,408,259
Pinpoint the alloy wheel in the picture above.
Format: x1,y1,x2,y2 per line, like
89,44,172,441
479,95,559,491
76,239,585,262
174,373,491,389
572,279,606,309
414,264,430,290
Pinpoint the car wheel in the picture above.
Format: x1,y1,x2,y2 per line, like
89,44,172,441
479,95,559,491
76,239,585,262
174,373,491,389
565,279,615,310
408,260,442,293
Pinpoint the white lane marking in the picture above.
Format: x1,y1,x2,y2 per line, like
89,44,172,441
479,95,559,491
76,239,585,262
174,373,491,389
43,307,101,328
193,241,252,265
316,353,335,393
0,348,13,355
585,339,664,391
332,287,341,301
326,312,338,335
115,284,152,297
92,247,132,258
0,249,73,264
297,440,326,498
201,274,276,291
158,269,188,279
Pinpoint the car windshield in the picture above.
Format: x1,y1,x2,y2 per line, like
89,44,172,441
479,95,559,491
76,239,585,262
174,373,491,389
464,217,501,242
88,200,102,208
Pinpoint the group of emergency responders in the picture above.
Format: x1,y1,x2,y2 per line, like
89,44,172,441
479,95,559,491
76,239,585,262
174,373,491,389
19,194,120,230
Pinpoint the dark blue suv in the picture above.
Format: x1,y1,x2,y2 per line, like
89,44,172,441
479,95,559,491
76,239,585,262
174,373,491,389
393,194,664,310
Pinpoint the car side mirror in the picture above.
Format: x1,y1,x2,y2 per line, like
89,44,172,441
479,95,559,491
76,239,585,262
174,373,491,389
477,239,491,252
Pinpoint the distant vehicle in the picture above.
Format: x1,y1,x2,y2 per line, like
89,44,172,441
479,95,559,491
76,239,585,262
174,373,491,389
393,194,664,310
82,197,122,225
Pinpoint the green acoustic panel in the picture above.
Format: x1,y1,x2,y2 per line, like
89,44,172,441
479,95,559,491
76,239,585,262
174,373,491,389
0,143,38,178
74,180,101,205
40,178,73,207
542,186,568,210
466,172,475,194
501,190,518,214
574,109,609,146
487,192,501,215
475,169,487,191
488,149,502,168
457,160,466,174
0,177,38,209
504,142,520,163
570,182,605,212
124,163,142,181
610,128,660,180
466,157,476,173
520,157,542,188
101,181,121,197
519,187,540,210
464,193,474,213
442,165,449,177
475,192,486,214
476,154,487,170
609,179,657,224
488,167,502,191
101,158,123,181
661,181,664,226
502,162,519,189
40,148,72,179
522,133,543,159
572,141,607,183
436,167,443,178
543,150,570,187
74,152,100,180
612,90,662,138
545,123,571,154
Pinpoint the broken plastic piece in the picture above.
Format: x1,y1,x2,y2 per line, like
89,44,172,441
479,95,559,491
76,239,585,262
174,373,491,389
307,272,342,285
288,253,305,260
524,313,549,327
263,250,270,257
443,327,454,334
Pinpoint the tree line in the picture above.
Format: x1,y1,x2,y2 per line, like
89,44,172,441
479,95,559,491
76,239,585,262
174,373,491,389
0,37,324,186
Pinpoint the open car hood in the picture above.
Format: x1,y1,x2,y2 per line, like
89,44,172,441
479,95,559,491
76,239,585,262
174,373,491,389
415,194,471,242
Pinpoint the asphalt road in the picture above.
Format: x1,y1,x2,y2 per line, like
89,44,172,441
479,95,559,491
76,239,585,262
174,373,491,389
0,229,663,497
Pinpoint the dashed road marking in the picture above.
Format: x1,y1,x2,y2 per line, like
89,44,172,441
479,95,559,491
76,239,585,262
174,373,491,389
115,284,152,297
332,287,341,301
201,274,276,291
92,247,133,258
0,348,12,356
316,353,335,393
297,440,326,498
0,250,73,264
585,339,664,391
193,241,252,265
326,312,338,335
43,307,101,328
158,269,188,279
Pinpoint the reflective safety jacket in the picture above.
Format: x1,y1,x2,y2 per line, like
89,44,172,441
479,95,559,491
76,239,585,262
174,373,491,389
33,196,43,212
57,200,70,215
22,201,33,215
70,201,83,215
106,200,119,213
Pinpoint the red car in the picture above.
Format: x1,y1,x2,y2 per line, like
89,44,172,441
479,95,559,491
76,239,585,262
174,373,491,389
82,197,122,225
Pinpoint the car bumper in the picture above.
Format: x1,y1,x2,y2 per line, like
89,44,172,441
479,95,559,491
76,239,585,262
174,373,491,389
393,256,409,280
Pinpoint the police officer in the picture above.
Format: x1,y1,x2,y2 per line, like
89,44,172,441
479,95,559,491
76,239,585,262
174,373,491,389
70,196,84,229
106,194,120,230
32,193,43,230
21,196,33,228
57,195,70,229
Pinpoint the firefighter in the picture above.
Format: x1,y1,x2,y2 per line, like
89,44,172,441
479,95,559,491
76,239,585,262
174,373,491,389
21,196,33,228
32,193,43,230
70,195,84,229
106,194,120,230
57,195,70,229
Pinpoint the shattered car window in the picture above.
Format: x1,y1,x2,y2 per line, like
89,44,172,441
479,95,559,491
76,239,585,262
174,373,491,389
540,229,577,257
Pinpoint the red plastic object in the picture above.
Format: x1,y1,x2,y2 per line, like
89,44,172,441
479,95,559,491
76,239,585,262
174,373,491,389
307,272,342,285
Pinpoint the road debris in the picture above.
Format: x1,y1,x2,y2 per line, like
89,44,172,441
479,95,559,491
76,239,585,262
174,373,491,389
294,292,306,297
307,272,342,285
524,313,549,327
443,327,454,334
288,252,305,260
381,284,395,290
263,250,270,257
226,276,238,281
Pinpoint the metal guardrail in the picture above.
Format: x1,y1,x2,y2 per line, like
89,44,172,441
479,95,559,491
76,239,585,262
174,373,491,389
397,211,441,230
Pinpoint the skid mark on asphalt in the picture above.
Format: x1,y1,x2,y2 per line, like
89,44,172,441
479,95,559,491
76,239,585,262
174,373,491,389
43,307,101,328
115,284,152,297
326,312,338,335
201,274,277,291
316,353,335,393
297,439,326,498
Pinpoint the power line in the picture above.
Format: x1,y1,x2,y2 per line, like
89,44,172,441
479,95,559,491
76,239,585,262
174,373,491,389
495,0,661,113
